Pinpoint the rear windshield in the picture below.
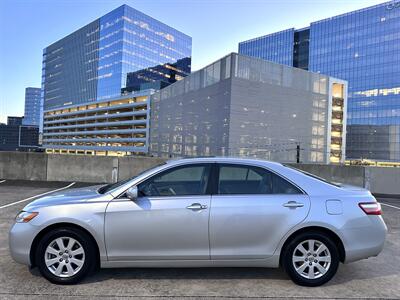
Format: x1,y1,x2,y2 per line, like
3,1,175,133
285,165,341,187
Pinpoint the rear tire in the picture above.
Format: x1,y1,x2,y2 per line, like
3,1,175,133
282,231,339,286
35,227,96,284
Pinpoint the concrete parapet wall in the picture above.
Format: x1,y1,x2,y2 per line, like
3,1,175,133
287,163,365,187
0,152,400,195
0,152,47,181
46,155,117,183
364,167,400,195
118,156,165,180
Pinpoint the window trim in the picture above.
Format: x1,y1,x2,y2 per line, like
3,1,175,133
214,163,306,196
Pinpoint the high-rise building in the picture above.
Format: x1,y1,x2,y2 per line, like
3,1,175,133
150,53,347,164
0,122,39,152
239,1,400,162
22,87,41,126
41,4,191,155
7,116,23,126
42,4,192,111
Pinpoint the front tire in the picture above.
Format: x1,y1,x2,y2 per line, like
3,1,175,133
282,231,339,286
35,227,96,284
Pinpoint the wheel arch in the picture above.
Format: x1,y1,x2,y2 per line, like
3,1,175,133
279,226,346,265
29,222,101,268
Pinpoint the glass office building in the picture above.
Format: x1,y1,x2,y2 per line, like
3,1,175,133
239,1,400,162
150,53,347,164
0,117,39,152
22,87,41,126
42,4,192,111
239,29,294,66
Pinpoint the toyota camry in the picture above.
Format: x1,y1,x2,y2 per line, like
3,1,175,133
9,157,387,286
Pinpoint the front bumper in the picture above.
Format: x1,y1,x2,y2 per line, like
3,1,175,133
9,222,40,266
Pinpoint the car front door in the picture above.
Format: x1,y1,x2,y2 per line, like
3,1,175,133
209,163,310,259
105,163,212,261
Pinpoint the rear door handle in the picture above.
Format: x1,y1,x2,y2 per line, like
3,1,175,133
283,201,304,208
186,203,208,211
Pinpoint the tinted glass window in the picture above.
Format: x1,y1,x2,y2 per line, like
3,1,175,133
138,164,211,197
285,165,340,187
271,173,302,194
217,164,302,195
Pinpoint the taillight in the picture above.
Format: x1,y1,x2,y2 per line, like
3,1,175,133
359,202,382,215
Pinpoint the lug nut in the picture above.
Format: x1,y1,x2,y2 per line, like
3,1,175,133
69,255,72,258
59,258,63,262
305,258,308,261
65,260,69,263
313,254,317,257
309,262,312,266
59,252,63,256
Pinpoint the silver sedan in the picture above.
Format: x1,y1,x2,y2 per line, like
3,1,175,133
9,157,387,286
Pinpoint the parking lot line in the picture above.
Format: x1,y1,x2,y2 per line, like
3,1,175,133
381,202,400,210
0,182,75,210
0,180,5,184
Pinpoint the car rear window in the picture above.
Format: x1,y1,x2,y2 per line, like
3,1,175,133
285,165,341,187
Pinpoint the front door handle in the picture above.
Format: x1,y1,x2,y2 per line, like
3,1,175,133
283,201,304,208
186,203,208,211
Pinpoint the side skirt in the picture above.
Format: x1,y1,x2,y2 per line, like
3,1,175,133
101,255,280,268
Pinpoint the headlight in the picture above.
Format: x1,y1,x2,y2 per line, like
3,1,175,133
15,211,39,223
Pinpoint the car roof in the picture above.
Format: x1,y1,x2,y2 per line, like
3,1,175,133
165,156,283,168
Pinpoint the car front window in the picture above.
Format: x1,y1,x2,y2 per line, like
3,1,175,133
98,162,166,194
138,164,211,197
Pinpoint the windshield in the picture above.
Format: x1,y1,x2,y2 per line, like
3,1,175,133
98,162,166,194
285,165,341,187
98,178,133,194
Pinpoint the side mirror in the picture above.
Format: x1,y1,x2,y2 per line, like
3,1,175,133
126,186,138,200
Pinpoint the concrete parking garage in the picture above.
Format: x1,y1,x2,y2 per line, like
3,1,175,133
0,180,399,299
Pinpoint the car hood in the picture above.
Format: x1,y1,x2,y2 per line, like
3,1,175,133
23,184,105,210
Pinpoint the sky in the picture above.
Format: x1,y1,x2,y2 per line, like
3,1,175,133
0,0,388,123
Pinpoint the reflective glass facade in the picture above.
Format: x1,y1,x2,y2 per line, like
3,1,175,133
238,29,294,66
42,4,191,111
309,2,400,161
22,87,41,126
293,28,310,70
238,1,400,162
0,124,39,151
150,53,347,164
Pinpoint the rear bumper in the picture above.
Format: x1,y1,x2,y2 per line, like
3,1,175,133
342,216,387,263
9,222,39,266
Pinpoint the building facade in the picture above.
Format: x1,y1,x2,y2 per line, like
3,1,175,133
42,4,192,111
0,123,39,152
239,1,400,162
150,53,347,164
7,116,23,126
22,87,41,126
42,91,152,156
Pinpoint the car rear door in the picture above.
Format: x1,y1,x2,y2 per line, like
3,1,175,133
105,163,212,261
209,163,310,259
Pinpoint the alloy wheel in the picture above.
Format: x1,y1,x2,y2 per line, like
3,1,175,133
292,239,331,279
44,237,85,278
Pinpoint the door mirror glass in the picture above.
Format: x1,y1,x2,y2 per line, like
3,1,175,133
126,186,138,200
